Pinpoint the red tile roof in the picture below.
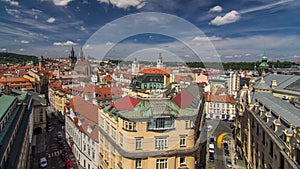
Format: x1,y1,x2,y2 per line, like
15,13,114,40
172,89,194,108
67,95,98,140
111,96,140,111
139,68,168,75
204,92,236,104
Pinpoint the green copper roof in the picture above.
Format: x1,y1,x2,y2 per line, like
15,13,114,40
0,94,16,122
104,99,201,120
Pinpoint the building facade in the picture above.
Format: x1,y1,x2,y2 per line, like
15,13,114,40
0,90,33,169
98,85,205,169
65,95,99,169
204,93,236,120
235,74,300,169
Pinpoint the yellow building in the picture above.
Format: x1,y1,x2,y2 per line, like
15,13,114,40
98,85,206,169
48,79,71,114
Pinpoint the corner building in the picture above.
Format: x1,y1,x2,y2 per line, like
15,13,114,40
235,74,300,169
98,85,205,169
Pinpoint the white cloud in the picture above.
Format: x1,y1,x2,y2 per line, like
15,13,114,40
47,17,56,23
2,0,19,6
97,0,145,9
80,26,86,31
5,8,20,18
105,42,114,46
209,10,240,26
19,48,25,52
53,40,78,46
20,40,29,44
209,5,223,13
192,36,222,42
240,0,294,14
0,48,8,52
53,0,72,6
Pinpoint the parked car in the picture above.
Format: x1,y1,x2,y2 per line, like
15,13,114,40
40,157,48,168
224,149,230,156
209,143,215,153
66,159,73,169
226,158,232,168
209,152,214,162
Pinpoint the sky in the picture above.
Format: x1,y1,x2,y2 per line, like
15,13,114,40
0,0,300,62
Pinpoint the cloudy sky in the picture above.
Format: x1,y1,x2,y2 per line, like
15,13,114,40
0,0,300,62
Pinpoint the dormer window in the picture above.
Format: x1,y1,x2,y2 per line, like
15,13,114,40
123,121,136,131
272,119,280,132
87,125,92,134
148,117,174,131
265,112,271,123
78,119,82,126
259,106,264,116
283,128,293,143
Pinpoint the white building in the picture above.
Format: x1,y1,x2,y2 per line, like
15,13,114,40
226,71,240,98
157,53,163,69
204,93,236,120
65,95,99,169
131,58,139,75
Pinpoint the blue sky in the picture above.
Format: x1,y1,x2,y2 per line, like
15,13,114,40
0,0,300,62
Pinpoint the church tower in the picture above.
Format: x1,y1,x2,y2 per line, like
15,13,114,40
38,56,45,70
79,47,84,61
132,58,139,75
157,53,163,69
69,47,77,69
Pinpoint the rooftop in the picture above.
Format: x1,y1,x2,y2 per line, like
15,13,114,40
139,68,169,75
253,92,300,127
0,94,16,122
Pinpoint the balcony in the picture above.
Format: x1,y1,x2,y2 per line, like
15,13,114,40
147,117,175,131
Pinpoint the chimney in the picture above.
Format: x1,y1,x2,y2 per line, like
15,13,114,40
93,98,98,106
271,80,277,89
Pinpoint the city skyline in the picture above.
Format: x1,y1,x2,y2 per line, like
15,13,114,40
0,0,300,62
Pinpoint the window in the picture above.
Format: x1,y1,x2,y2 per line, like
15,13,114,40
180,136,186,147
262,131,265,145
156,159,167,169
136,138,142,150
136,159,142,169
120,133,123,146
112,127,116,140
148,118,174,130
269,140,273,157
123,121,136,131
39,108,43,122
185,121,189,129
106,121,110,134
100,116,104,128
296,148,300,165
155,137,168,150
180,157,186,165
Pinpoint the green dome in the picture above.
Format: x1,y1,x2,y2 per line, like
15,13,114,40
262,55,268,62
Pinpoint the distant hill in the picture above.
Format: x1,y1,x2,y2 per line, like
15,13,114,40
0,52,38,65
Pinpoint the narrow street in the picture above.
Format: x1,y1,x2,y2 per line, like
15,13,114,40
30,112,78,169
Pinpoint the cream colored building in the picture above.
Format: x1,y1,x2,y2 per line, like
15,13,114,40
98,85,206,169
235,74,300,169
65,95,99,169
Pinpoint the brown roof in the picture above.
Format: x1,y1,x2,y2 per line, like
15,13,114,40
139,68,169,75
204,92,236,104
67,95,99,140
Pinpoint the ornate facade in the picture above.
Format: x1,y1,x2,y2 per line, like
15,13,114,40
235,74,300,169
